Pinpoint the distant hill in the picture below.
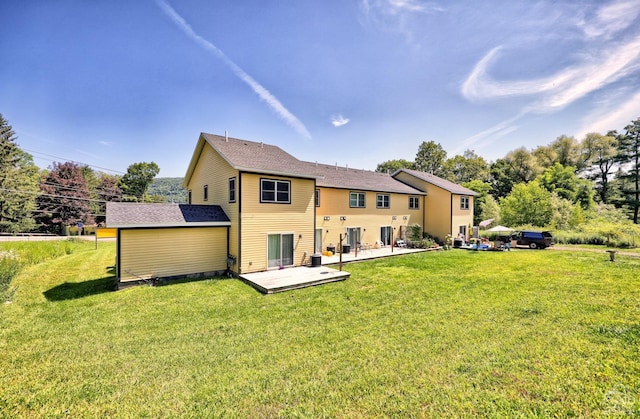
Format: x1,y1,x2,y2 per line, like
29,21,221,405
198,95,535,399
148,177,187,203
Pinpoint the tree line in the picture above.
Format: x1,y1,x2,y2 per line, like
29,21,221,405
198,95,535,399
376,118,640,230
0,113,163,234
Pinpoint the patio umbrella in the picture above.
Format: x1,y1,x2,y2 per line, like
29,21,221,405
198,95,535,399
479,218,494,228
485,225,513,232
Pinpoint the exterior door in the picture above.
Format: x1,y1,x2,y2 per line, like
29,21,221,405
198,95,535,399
346,227,361,247
315,228,323,253
380,226,392,246
267,233,294,268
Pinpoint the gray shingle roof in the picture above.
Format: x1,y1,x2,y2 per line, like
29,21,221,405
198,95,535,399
393,168,479,196
106,203,230,228
201,133,319,179
304,161,425,194
201,133,424,195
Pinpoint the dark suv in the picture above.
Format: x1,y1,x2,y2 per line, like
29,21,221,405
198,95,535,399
511,231,553,249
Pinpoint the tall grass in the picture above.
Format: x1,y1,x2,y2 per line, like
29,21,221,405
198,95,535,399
0,239,93,302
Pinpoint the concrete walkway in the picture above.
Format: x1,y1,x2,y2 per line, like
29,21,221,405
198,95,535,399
321,245,439,265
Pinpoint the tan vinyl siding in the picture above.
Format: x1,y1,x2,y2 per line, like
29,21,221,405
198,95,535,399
239,173,315,273
452,194,474,238
393,171,453,240
316,188,415,248
186,141,240,263
119,227,227,282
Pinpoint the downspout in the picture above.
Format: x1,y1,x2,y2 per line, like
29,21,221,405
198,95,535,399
116,229,121,282
237,172,242,274
450,194,454,237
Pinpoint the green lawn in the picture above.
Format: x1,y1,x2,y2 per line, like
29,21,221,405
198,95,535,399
1,243,639,417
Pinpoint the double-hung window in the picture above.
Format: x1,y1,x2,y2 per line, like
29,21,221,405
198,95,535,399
460,196,470,210
203,185,208,201
315,189,320,207
229,177,236,203
409,196,419,210
376,194,390,209
350,192,365,208
261,179,290,203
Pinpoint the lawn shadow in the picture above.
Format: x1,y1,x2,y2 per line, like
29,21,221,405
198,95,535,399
43,276,117,301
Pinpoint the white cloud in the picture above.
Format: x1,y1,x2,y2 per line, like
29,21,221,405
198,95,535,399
331,114,350,127
578,0,640,39
98,140,113,146
576,89,640,138
155,0,311,140
452,112,524,156
358,0,444,43
460,0,640,151
462,35,640,112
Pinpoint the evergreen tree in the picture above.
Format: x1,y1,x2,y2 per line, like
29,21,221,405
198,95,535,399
616,118,640,223
580,132,618,204
0,114,39,233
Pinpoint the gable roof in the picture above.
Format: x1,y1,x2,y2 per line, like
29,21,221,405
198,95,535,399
106,203,230,228
304,161,424,195
186,133,488,196
183,133,320,186
393,168,479,196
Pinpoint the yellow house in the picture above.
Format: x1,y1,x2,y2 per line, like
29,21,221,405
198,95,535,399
392,168,478,241
107,132,477,283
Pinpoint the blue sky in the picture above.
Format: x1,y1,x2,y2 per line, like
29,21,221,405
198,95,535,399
2,0,640,177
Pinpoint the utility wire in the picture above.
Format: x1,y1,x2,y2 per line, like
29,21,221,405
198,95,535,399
23,148,126,174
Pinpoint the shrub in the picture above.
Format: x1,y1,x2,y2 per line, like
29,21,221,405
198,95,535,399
408,238,437,249
408,224,422,242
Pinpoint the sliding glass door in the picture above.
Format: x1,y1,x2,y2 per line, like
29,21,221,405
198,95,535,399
268,233,294,268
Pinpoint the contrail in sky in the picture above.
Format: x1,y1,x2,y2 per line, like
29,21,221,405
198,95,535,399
155,0,311,140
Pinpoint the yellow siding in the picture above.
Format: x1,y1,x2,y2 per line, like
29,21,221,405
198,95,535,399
186,140,240,268
316,188,419,248
392,172,453,241
119,227,227,282
240,173,315,273
452,195,474,239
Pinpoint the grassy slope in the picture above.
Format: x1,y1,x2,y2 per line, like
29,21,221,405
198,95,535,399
0,245,638,417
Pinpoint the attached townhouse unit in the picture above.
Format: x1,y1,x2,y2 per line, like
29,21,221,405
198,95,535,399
107,133,477,284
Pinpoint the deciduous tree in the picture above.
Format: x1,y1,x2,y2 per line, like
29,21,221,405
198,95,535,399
375,159,415,173
414,141,446,175
36,161,92,233
499,181,553,227
442,150,489,184
119,162,160,202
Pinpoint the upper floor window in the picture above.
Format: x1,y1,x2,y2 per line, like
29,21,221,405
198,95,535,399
261,179,290,203
203,185,209,201
460,196,470,210
409,196,420,210
229,177,236,203
188,190,192,204
350,192,366,208
376,194,390,209
315,189,320,207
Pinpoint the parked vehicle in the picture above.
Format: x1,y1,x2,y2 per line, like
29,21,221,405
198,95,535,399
511,230,553,249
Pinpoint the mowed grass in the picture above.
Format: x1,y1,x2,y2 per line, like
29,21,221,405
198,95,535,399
0,243,639,417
